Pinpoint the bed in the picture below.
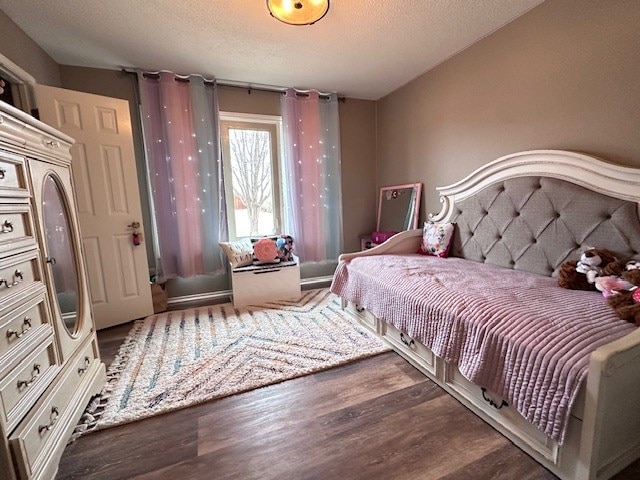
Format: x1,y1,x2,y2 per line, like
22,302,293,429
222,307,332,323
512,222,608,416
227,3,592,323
330,150,640,480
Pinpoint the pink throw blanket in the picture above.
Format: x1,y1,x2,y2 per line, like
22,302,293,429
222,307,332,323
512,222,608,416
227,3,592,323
330,253,636,443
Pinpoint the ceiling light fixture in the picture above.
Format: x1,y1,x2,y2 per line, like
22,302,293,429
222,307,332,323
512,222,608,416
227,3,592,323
267,0,330,26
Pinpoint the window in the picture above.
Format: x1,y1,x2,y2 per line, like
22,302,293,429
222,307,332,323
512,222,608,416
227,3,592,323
220,113,282,240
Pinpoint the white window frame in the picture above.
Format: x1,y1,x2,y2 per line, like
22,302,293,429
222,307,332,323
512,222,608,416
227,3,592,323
219,112,283,240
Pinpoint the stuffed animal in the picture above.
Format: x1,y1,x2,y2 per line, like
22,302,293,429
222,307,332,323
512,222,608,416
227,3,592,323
557,247,618,291
276,234,295,261
603,259,630,277
625,259,640,273
594,275,634,298
605,259,640,325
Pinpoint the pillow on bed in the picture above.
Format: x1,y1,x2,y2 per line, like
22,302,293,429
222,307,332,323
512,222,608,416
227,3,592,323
219,238,254,268
417,222,455,258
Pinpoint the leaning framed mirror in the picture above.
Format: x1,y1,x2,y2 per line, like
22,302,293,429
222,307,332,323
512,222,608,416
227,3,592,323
377,183,422,233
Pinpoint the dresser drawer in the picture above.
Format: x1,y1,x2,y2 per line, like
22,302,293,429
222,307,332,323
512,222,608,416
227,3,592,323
0,334,58,433
382,322,436,375
0,250,42,304
344,301,378,332
0,151,29,200
0,204,36,256
444,363,558,462
9,340,101,480
0,291,50,370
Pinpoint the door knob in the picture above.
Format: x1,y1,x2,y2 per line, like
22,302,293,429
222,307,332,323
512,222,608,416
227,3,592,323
127,221,142,246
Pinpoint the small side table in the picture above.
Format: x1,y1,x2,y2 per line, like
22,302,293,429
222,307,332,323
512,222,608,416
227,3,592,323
359,234,380,251
231,256,301,307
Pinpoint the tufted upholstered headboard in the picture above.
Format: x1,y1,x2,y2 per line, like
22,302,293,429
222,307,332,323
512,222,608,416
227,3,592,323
429,150,640,277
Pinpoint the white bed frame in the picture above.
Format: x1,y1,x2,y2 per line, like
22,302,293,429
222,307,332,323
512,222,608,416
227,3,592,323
339,150,640,480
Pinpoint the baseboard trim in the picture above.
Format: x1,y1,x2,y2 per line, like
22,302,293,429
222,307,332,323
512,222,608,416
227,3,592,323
167,290,232,307
167,276,334,308
300,275,333,287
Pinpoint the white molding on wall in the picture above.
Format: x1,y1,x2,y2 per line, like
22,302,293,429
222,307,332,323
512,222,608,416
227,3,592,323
429,149,640,222
0,53,36,85
167,276,333,308
0,53,37,114
167,289,232,307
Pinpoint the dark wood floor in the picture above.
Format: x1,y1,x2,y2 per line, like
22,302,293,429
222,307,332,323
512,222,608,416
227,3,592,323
56,323,640,480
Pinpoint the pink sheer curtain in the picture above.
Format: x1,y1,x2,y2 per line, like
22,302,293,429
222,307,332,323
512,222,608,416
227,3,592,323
281,89,342,262
139,72,227,279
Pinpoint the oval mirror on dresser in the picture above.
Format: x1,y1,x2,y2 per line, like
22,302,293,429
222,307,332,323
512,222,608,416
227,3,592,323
42,174,80,336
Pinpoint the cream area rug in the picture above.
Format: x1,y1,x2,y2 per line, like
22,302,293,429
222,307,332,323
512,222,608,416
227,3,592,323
73,289,389,438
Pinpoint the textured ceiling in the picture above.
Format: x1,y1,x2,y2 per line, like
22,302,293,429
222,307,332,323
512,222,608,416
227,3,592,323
0,0,544,100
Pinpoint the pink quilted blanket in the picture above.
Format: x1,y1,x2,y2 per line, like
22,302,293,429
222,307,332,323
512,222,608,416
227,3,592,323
330,253,636,443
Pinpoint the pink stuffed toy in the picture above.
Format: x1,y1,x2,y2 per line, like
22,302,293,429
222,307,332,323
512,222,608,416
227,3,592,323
594,275,634,298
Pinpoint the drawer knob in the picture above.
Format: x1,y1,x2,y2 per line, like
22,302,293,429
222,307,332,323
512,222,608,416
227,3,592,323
38,406,60,434
0,269,23,289
17,363,41,389
44,139,60,148
77,356,91,376
400,332,415,347
6,316,32,339
481,387,509,410
0,167,5,179
1,220,13,233
355,305,365,313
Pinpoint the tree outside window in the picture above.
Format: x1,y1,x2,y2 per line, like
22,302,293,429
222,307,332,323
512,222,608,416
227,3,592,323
221,114,281,240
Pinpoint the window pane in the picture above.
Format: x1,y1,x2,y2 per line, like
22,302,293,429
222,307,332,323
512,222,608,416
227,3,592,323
228,128,275,237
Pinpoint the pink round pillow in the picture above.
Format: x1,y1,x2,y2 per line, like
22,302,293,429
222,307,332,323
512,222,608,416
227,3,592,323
253,238,278,262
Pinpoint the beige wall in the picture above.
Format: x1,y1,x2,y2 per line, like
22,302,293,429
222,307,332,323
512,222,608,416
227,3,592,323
377,0,640,219
339,98,377,253
0,10,60,86
218,86,280,116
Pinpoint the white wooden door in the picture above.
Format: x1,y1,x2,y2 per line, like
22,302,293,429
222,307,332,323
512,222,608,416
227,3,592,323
34,84,153,329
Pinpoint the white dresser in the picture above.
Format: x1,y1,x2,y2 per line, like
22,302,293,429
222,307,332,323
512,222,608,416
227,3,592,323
0,101,106,479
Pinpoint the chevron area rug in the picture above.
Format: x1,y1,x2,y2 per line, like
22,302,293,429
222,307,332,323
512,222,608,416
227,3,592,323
73,289,389,437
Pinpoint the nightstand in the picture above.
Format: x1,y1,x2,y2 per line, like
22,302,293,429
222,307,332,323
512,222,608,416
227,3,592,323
359,234,380,251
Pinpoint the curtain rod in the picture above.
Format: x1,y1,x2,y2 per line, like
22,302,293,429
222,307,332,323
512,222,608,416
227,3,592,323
120,68,345,101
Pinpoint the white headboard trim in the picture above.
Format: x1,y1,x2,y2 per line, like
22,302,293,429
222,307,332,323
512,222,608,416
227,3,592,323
429,150,640,222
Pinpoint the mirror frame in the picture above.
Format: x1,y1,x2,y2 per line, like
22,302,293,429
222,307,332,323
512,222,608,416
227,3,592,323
377,183,422,232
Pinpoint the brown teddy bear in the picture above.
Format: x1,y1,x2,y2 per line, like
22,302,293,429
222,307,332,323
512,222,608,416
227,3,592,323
557,247,618,291
606,260,640,325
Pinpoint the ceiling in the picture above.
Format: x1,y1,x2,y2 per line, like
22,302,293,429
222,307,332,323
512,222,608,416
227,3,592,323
0,0,544,100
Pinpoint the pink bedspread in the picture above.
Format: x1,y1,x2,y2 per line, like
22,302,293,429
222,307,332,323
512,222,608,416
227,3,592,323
330,253,636,443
